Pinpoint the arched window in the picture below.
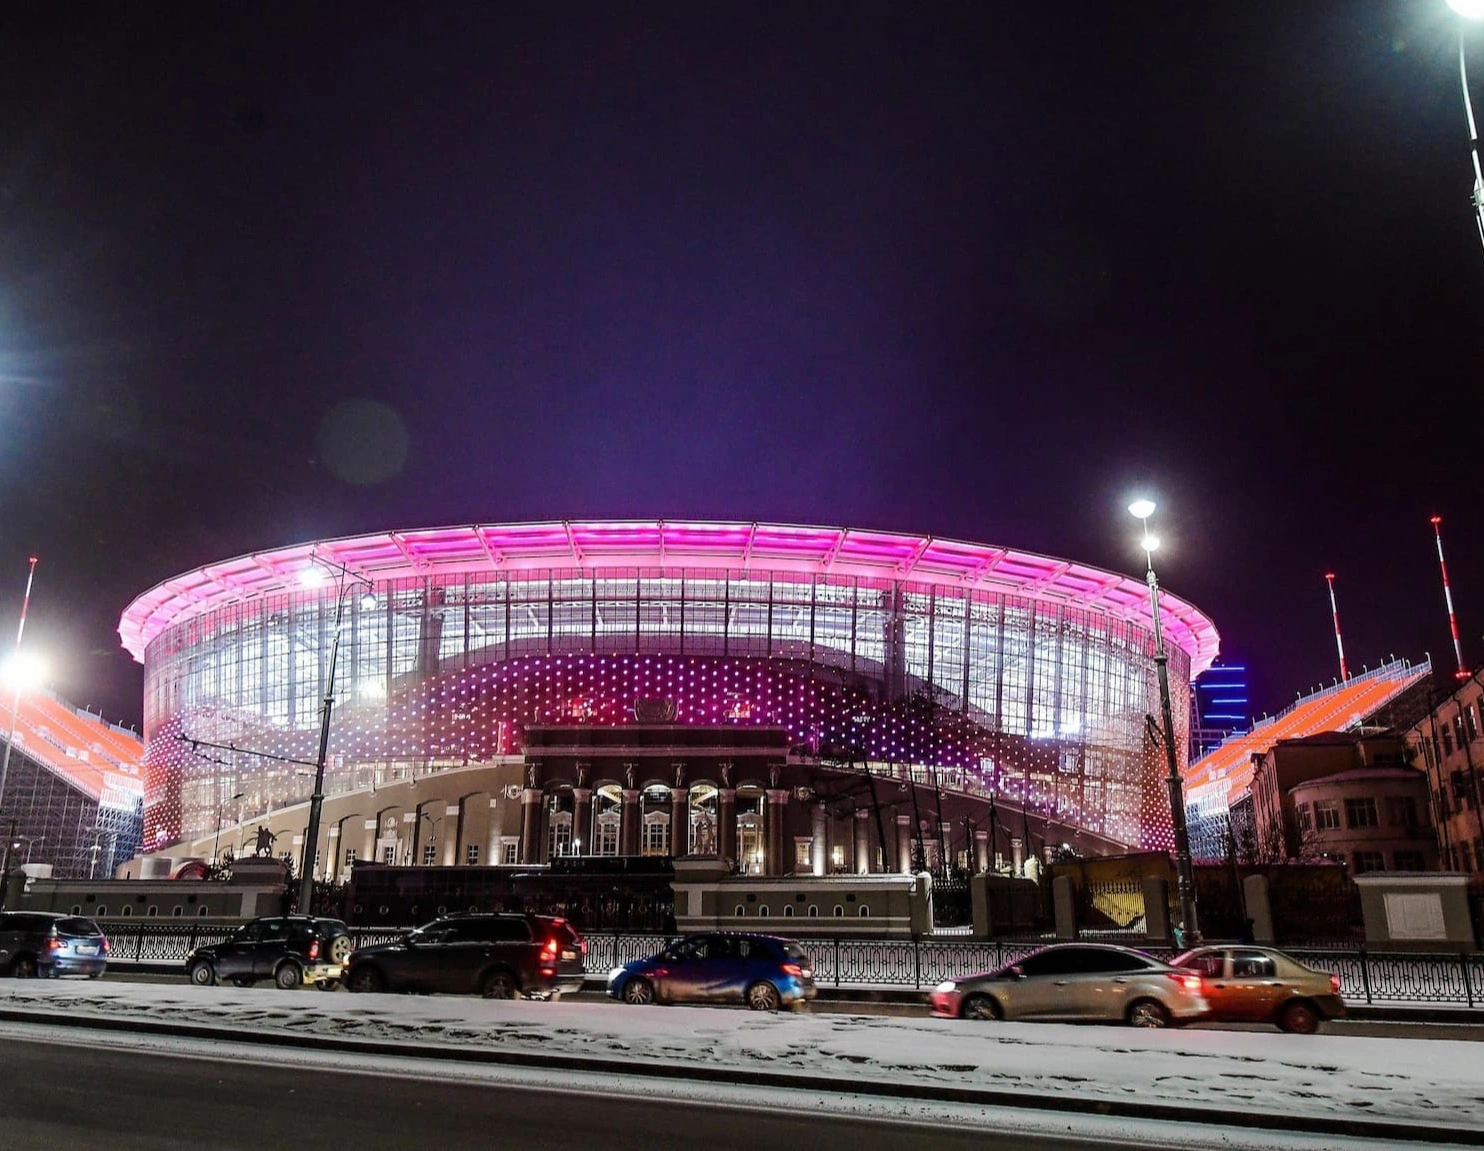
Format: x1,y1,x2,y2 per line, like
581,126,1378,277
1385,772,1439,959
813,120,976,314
198,906,209,916
69,905,81,915
859,905,870,917
758,905,770,917
642,810,671,856
807,905,819,917
783,905,794,917
547,810,574,859
833,905,844,917
172,906,183,917
733,905,745,917
146,905,158,917
96,905,107,917
120,906,131,918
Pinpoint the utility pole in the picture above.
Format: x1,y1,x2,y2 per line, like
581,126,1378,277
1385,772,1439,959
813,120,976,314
0,557,39,912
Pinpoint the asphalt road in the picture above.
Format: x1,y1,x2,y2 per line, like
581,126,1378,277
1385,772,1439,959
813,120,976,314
0,1034,1155,1151
91,970,1484,1040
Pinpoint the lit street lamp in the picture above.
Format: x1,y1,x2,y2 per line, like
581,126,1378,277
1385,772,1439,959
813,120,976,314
1128,499,1200,943
0,556,40,911
295,555,376,910
212,792,246,867
1447,1,1484,255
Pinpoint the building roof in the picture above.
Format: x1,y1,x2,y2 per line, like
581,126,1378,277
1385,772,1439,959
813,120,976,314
116,519,1220,672
1183,659,1430,807
1288,765,1425,791
2,690,144,808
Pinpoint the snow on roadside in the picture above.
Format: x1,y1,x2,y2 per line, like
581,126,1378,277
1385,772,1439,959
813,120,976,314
0,980,1477,1131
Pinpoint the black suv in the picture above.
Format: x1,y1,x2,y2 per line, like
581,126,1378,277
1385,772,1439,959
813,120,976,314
344,914,586,999
186,915,353,990
0,912,108,978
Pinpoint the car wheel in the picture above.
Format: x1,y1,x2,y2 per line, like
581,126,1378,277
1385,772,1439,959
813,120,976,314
1127,998,1171,1029
347,966,385,994
1278,1000,1320,1035
188,960,216,987
274,961,303,990
746,981,782,1012
328,934,354,965
960,993,1000,1021
481,970,518,999
12,956,37,979
622,976,655,1006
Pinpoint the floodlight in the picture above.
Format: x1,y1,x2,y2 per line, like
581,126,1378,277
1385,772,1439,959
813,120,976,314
1448,0,1484,20
0,651,46,692
1127,499,1156,520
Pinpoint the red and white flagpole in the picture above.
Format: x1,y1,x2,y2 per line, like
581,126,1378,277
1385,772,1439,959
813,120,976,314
1324,572,1349,683
1430,516,1469,681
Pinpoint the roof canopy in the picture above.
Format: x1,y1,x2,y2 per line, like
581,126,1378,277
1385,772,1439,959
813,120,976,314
118,519,1220,671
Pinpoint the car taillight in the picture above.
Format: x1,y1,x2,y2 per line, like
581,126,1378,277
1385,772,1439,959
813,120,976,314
101,937,110,954
579,939,587,956
1167,971,1202,993
308,940,321,961
1330,973,1341,994
780,963,802,977
46,939,63,951
541,938,558,960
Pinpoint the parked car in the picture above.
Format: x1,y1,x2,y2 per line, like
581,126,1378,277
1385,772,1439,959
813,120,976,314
0,912,109,978
343,913,586,999
607,932,818,1011
930,943,1207,1027
186,915,353,990
1171,945,1344,1033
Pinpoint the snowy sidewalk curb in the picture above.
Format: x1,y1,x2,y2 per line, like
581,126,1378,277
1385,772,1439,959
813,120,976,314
0,1004,1473,1146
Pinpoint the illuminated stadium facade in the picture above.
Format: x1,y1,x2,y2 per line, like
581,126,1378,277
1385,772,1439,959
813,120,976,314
120,521,1219,861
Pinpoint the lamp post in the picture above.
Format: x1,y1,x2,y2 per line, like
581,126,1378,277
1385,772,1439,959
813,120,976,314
1448,1,1484,255
0,558,39,909
1128,499,1200,942
212,792,246,867
295,556,376,912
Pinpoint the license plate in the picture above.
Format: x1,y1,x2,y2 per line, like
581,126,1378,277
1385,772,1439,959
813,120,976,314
562,950,578,961
75,944,98,956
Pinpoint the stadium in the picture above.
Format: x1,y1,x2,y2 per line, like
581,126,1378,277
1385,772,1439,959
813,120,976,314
119,521,1219,878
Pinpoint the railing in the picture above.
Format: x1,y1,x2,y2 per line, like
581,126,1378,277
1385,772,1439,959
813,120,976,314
94,920,1484,1007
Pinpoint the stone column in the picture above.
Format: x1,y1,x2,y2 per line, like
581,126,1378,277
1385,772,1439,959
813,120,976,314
519,789,542,864
811,803,828,876
362,819,378,865
765,789,790,876
670,788,689,858
718,789,737,866
854,810,871,875
896,813,913,874
620,790,641,856
1011,835,1025,876
572,788,592,857
974,829,990,874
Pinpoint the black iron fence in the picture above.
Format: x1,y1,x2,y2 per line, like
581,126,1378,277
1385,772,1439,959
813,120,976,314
93,919,1484,1007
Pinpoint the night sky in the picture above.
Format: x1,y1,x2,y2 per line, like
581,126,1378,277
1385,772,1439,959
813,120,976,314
0,2,1479,730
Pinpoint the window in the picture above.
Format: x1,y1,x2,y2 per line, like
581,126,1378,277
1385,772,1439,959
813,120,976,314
172,906,183,917
1296,803,1312,832
96,906,107,917
1386,796,1419,827
198,906,209,917
807,905,818,917
642,812,670,856
833,905,844,917
1443,727,1455,757
1393,850,1426,871
423,844,437,866
1230,951,1277,979
1314,800,1341,830
549,812,574,858
1468,706,1480,743
1344,797,1379,829
794,840,811,870
69,905,81,916
758,905,770,917
859,905,870,917
595,813,620,856
502,841,518,865
344,848,356,867
1184,951,1225,978
146,905,158,917
1353,851,1386,874
466,844,480,865
733,904,745,917
783,905,794,917
381,846,396,865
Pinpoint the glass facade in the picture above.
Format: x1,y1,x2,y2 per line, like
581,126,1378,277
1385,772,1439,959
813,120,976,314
141,564,1191,854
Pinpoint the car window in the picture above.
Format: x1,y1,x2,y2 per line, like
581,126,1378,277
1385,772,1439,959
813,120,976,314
1182,951,1226,979
669,937,708,961
1058,949,1147,975
442,921,493,943
235,922,265,942
779,941,808,962
488,918,532,943
1230,951,1277,979
1015,950,1082,976
57,918,102,938
708,936,737,960
258,919,287,940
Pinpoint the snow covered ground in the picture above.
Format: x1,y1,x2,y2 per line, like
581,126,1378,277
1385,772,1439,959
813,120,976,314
0,980,1478,1136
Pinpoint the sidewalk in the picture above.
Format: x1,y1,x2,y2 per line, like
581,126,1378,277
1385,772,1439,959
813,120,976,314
2,979,1479,1145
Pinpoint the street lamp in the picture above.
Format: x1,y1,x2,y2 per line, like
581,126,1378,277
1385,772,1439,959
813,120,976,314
1127,499,1200,943
212,792,246,867
1448,1,1484,255
295,555,375,911
0,557,40,910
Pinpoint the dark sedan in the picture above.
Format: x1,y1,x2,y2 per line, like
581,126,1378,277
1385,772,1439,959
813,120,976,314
606,932,817,1011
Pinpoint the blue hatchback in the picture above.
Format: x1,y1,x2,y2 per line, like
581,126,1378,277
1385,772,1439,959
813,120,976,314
607,932,817,1011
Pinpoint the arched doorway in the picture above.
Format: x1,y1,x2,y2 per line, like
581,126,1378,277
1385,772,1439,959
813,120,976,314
593,785,622,856
736,785,765,875
689,783,718,857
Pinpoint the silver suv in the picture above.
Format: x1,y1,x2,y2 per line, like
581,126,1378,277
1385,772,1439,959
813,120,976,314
931,943,1207,1027
0,911,109,978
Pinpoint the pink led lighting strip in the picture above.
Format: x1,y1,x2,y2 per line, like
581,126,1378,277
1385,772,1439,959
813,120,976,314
118,520,1219,672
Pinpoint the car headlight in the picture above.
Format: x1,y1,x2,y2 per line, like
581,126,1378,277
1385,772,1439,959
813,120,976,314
935,980,957,993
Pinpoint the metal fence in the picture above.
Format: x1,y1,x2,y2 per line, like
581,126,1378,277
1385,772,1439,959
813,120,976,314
95,920,1484,1008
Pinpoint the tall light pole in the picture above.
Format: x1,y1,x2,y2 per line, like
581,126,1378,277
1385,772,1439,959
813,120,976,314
295,556,376,913
212,791,246,866
1448,1,1484,254
0,557,40,910
1128,499,1199,943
